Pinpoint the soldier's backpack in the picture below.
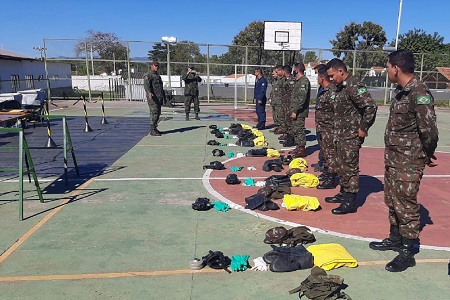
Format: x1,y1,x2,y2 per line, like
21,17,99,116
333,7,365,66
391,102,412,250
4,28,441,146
289,266,351,300
263,159,284,172
265,175,291,187
228,123,243,135
202,250,232,274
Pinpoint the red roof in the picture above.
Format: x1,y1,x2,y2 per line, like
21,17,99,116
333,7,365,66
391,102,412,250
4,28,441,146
0,49,31,59
224,74,248,78
436,67,450,81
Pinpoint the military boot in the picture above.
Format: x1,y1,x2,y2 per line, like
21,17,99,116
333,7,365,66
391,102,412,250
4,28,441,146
273,127,285,134
195,113,200,120
185,113,190,120
317,173,337,189
282,135,296,147
331,192,357,214
385,237,416,272
291,146,307,158
369,225,402,252
278,134,288,141
324,188,345,203
149,129,161,136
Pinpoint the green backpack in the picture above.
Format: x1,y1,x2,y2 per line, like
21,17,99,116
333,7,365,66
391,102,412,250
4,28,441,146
289,267,351,300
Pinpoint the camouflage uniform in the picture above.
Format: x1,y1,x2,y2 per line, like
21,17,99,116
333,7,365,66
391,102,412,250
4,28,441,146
143,70,165,130
333,76,377,193
315,84,336,173
281,77,295,133
182,72,202,113
270,77,285,129
290,76,311,146
384,76,438,239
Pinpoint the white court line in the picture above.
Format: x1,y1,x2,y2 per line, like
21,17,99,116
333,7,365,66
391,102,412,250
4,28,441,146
200,157,450,252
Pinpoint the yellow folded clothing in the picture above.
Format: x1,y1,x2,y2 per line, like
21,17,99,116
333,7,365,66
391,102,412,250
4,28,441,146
241,124,252,130
253,136,268,146
307,243,358,270
251,129,264,137
290,173,319,188
267,148,280,157
288,158,308,172
283,194,320,211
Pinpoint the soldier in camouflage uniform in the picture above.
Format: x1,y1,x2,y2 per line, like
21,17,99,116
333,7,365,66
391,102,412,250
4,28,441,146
289,62,311,158
325,58,377,214
279,65,296,147
315,66,338,190
369,50,438,273
182,66,202,120
269,66,285,134
143,61,165,136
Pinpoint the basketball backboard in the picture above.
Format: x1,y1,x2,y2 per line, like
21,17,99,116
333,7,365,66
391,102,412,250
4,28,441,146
264,21,302,51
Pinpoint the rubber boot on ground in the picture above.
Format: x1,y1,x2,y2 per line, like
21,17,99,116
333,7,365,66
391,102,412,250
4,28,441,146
324,188,345,203
185,113,189,120
195,113,200,120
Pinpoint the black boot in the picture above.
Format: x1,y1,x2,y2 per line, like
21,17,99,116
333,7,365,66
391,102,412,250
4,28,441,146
369,225,402,252
185,113,189,120
281,135,295,147
325,189,345,203
331,192,357,214
195,113,200,120
317,173,337,190
385,237,416,272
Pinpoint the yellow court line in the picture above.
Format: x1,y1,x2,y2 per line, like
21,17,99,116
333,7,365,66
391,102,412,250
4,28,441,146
0,178,94,265
0,259,448,282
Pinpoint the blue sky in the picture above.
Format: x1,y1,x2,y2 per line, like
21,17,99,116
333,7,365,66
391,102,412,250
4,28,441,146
1,0,449,58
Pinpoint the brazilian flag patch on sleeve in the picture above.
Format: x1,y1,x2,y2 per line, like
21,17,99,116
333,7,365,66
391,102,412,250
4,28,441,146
357,87,367,95
417,95,431,105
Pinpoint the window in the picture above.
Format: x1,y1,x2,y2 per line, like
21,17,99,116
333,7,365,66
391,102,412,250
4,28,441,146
11,75,20,92
25,75,35,89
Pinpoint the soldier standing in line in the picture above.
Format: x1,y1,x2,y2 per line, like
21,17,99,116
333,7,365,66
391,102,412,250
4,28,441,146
369,50,438,272
289,62,311,158
182,66,202,120
325,58,377,214
315,66,338,190
269,65,285,134
143,61,165,136
253,67,268,130
279,65,296,147
311,64,327,172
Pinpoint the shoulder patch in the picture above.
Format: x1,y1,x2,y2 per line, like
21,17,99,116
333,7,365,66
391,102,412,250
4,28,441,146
417,95,431,105
357,87,367,95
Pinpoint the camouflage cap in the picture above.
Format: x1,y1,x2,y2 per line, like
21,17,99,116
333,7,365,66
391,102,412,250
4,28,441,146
264,226,289,244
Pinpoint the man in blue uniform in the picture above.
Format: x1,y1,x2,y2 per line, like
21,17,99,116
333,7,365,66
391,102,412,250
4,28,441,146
254,67,268,130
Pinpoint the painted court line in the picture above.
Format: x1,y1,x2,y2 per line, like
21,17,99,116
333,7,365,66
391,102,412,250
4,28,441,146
0,178,94,265
0,258,447,282
201,169,450,252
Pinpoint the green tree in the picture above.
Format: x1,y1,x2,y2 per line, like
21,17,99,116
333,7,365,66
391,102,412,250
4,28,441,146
147,40,206,75
303,51,318,63
330,21,387,70
394,29,450,71
74,30,128,75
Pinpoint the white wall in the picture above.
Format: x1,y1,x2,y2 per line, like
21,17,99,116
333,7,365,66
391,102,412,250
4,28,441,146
0,58,72,93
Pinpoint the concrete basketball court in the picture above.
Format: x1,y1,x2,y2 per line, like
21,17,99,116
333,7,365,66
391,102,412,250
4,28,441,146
0,100,449,299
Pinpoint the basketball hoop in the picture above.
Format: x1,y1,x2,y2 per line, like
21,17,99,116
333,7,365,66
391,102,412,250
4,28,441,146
278,43,290,50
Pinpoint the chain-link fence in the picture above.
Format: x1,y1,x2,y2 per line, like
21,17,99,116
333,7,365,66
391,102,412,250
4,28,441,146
7,38,450,105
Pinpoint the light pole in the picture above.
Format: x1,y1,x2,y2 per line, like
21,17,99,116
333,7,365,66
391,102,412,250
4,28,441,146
161,36,177,90
395,0,403,50
33,46,47,60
